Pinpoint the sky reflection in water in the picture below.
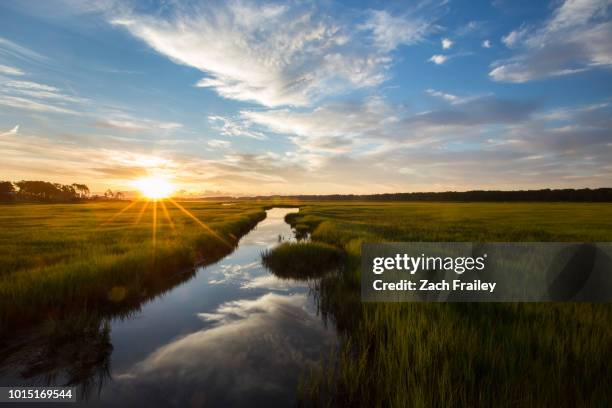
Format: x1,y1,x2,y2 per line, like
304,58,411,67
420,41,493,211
90,208,336,407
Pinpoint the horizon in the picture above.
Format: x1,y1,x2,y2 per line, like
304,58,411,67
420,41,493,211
1,0,612,195
3,180,611,200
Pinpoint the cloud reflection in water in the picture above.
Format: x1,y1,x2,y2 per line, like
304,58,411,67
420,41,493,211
108,293,335,407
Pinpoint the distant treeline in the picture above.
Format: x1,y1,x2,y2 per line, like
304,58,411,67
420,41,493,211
0,180,124,203
264,188,612,202
0,180,90,202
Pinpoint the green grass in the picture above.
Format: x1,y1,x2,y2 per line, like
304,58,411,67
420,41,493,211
283,202,612,407
2,200,611,405
0,200,267,329
262,241,344,279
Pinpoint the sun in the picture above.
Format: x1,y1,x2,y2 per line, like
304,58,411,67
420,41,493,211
132,176,175,200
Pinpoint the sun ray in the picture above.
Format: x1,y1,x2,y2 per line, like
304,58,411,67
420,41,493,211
152,200,157,253
168,198,232,248
134,200,150,225
99,199,140,227
160,200,175,231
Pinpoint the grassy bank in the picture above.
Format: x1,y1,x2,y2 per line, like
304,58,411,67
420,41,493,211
280,202,612,407
262,241,344,279
0,201,266,329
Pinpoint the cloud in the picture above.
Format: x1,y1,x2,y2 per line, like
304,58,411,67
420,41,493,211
361,9,432,52
111,2,436,107
441,37,453,49
0,64,24,76
0,41,92,114
426,88,459,103
93,113,182,132
455,20,487,36
0,37,48,64
491,0,612,82
207,139,231,149
0,95,77,114
1,97,610,195
501,24,529,48
242,97,397,152
405,96,538,127
4,79,57,92
2,1,610,194
2,78,87,104
0,76,89,113
243,95,539,158
0,125,19,136
428,54,448,64
208,115,266,140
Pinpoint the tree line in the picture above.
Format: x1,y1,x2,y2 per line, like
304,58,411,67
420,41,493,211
262,188,612,202
0,180,124,203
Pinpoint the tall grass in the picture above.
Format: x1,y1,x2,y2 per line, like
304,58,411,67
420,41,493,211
0,201,267,329
286,202,612,407
262,241,344,279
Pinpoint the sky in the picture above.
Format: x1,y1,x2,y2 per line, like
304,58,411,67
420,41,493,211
0,0,611,195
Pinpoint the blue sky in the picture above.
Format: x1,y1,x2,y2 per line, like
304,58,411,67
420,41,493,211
0,0,611,195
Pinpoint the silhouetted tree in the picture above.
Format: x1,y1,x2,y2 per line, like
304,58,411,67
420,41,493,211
72,183,90,199
13,180,84,202
282,188,612,202
104,189,113,199
0,181,15,202
0,181,14,193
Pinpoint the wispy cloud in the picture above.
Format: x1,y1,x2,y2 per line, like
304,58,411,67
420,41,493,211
426,88,459,103
0,72,90,115
208,115,266,140
242,95,539,158
1,0,610,194
111,1,437,107
360,9,432,52
207,139,231,149
0,125,19,136
0,64,24,76
2,78,88,104
2,97,610,195
0,94,78,114
0,37,48,64
501,24,529,48
455,20,487,36
491,0,612,82
93,113,182,132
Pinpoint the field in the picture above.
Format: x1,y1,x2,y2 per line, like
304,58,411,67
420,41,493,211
1,200,611,406
271,202,612,407
0,200,267,329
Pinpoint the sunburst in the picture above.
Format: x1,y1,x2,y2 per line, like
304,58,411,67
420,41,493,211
132,176,175,200
99,180,232,259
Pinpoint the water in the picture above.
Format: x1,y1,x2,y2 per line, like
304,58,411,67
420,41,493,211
1,208,337,406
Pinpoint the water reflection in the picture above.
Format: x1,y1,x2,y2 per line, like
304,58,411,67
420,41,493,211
101,293,334,407
0,208,337,406
0,315,113,399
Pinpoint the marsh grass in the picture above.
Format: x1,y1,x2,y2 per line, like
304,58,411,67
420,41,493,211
262,242,344,279
0,201,266,329
285,202,612,407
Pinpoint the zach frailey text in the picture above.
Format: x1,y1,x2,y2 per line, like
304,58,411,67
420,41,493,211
373,279,497,293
